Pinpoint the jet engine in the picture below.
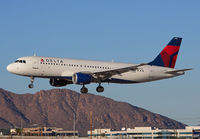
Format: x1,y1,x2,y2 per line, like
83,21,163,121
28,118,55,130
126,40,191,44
49,78,72,87
72,72,93,85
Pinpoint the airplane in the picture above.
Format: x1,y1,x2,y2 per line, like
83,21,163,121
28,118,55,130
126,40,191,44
7,37,192,94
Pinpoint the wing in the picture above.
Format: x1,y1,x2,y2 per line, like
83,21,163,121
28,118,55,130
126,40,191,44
165,68,193,74
91,63,147,81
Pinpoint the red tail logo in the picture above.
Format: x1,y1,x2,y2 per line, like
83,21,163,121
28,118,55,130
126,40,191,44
149,37,182,68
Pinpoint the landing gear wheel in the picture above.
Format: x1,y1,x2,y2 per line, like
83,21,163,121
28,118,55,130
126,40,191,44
28,84,34,88
96,85,104,93
80,86,88,94
28,77,34,89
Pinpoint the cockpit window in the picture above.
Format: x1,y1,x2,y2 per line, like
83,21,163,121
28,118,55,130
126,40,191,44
15,60,26,63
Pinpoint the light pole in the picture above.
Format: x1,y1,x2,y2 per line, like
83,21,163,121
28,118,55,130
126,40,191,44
20,119,23,139
73,112,76,139
90,111,93,139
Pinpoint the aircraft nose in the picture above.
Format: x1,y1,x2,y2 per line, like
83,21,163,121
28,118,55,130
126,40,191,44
7,64,14,73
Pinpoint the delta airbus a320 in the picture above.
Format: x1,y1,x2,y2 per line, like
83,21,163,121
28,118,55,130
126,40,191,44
7,37,192,93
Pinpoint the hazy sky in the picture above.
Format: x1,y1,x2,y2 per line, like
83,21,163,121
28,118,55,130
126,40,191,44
0,0,200,126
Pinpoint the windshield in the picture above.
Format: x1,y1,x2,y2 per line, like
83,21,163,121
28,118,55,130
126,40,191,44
15,60,26,63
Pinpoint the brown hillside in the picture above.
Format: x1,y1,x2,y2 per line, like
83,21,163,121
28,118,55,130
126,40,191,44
0,88,185,136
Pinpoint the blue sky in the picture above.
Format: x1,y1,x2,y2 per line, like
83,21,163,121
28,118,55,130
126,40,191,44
0,0,200,126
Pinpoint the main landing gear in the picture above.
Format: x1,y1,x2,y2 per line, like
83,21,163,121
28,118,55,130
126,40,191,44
80,84,104,94
28,77,34,88
80,85,88,94
96,84,104,93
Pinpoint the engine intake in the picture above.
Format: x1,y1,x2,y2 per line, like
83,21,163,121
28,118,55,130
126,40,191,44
72,72,92,85
49,78,72,87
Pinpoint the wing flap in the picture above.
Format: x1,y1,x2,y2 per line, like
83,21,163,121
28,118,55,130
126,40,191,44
92,63,147,80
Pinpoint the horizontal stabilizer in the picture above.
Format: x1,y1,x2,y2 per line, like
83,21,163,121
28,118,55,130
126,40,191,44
165,68,193,74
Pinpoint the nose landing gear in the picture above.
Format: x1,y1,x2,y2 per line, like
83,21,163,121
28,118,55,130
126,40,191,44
28,77,34,88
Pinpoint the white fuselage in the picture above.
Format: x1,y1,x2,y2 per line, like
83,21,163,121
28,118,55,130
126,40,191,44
7,56,181,84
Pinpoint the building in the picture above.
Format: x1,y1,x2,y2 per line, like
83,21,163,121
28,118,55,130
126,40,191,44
88,126,200,138
0,129,10,136
10,128,17,135
11,127,78,137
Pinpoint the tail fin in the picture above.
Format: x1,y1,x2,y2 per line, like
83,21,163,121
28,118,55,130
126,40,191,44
149,37,182,68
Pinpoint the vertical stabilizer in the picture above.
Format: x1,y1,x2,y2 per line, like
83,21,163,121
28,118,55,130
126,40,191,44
149,37,182,68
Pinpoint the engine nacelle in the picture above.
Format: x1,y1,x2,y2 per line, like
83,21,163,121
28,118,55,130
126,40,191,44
72,72,92,85
49,78,72,87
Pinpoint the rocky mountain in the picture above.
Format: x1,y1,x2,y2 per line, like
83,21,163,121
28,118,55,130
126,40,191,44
0,88,185,136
